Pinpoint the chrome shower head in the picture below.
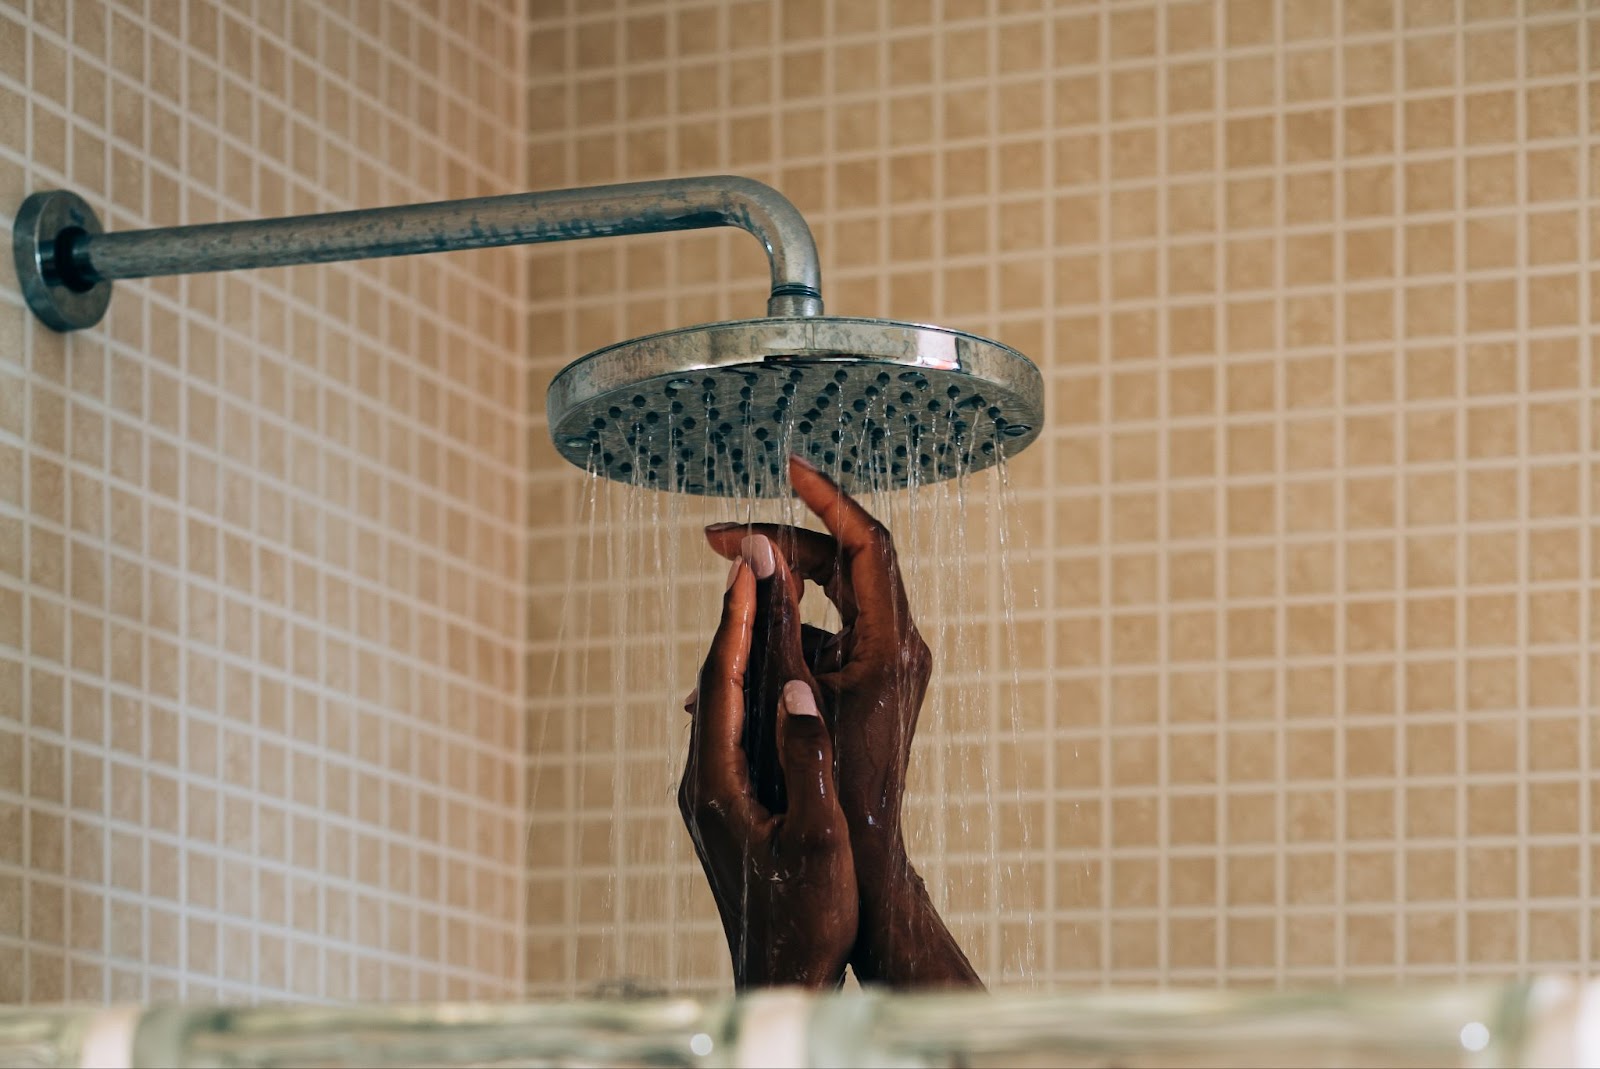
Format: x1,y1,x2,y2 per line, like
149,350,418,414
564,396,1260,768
12,178,1045,499
546,316,1044,497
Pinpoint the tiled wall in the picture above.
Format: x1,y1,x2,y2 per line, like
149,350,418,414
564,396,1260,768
524,0,1596,993
5,0,1592,1007
2,0,528,1001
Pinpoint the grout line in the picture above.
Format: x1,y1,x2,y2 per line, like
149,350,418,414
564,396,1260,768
1269,0,1289,986
1573,0,1593,981
1208,0,1228,985
1328,0,1349,984
1441,0,1467,980
1153,0,1172,988
1510,0,1530,976
1094,0,1114,989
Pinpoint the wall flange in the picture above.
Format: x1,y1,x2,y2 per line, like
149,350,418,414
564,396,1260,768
12,190,113,332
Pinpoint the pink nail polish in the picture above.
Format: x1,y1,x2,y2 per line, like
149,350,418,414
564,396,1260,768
740,534,776,579
789,453,819,473
781,680,819,717
725,559,743,589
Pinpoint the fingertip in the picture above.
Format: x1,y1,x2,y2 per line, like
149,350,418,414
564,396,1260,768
788,453,854,528
788,454,834,499
739,533,777,579
725,558,751,596
780,679,819,717
704,524,744,558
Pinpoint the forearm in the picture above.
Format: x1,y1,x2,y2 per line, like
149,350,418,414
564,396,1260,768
849,843,983,989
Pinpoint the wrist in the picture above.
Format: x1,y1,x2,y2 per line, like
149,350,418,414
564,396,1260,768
846,851,984,990
844,807,906,871
738,949,848,991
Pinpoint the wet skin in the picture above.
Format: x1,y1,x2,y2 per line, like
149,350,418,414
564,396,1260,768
684,454,982,989
677,557,857,989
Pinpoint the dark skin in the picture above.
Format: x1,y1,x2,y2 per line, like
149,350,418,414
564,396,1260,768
685,454,982,989
677,557,857,989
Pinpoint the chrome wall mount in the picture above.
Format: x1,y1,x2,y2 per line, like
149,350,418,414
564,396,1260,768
13,189,114,332
12,176,1045,495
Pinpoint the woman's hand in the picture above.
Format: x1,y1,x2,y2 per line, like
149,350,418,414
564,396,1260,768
678,557,857,990
704,455,982,988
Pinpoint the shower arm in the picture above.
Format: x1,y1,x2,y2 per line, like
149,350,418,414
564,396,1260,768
11,175,825,333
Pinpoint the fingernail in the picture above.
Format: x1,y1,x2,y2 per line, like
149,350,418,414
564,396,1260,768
789,453,819,473
740,534,776,579
781,680,819,717
705,521,741,533
725,559,743,590
683,687,698,712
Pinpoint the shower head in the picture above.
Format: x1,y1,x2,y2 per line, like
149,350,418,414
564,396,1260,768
12,177,1046,498
546,315,1043,497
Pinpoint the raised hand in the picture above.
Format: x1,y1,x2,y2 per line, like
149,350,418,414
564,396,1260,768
678,556,857,989
703,455,981,989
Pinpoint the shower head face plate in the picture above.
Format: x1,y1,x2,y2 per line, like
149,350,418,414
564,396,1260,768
547,316,1044,497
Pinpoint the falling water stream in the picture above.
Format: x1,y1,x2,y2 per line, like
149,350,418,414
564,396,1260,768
532,400,1048,995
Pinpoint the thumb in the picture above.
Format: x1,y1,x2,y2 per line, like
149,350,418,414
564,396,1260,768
776,680,842,842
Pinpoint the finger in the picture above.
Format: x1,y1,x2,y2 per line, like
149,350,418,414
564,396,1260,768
787,453,913,646
706,522,838,584
800,624,838,671
688,560,760,830
755,538,815,686
705,521,845,614
740,535,817,816
774,680,843,843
